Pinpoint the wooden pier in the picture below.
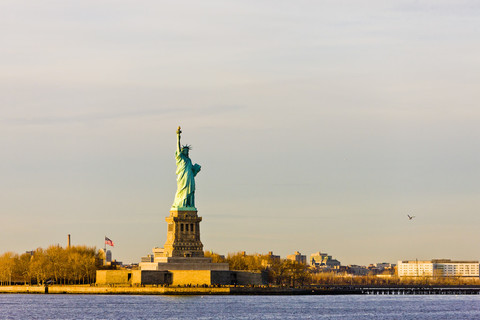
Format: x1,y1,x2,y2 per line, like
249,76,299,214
359,287,480,295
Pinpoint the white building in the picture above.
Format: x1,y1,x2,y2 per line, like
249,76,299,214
398,259,479,278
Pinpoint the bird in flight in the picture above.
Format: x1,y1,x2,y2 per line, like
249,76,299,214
407,214,415,220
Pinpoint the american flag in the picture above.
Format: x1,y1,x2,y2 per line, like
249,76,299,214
105,236,114,247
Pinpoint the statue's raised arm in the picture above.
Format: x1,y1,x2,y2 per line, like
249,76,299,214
172,126,201,209
176,126,182,153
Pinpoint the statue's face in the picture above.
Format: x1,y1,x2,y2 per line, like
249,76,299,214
181,148,189,156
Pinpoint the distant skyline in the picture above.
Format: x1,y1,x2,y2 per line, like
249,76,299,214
1,1,479,265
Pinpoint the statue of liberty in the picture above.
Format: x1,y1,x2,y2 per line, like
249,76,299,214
172,126,201,209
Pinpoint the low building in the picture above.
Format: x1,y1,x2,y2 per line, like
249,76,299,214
346,265,369,276
287,251,307,265
367,262,396,276
375,262,395,270
398,259,480,278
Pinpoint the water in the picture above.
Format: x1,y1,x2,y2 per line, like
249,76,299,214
0,294,479,319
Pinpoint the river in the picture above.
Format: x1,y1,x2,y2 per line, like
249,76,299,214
1,294,479,319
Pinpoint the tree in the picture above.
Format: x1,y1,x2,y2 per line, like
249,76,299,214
13,253,33,285
0,252,16,285
46,245,66,284
204,251,227,264
29,248,49,285
1,245,99,285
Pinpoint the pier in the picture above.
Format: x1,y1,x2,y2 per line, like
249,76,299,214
359,286,480,295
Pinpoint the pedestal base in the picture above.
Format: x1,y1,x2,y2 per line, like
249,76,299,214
163,209,204,258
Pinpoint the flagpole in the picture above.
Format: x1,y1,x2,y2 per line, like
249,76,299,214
104,235,106,265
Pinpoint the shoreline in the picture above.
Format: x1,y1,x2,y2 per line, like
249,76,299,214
0,285,229,295
1,285,480,295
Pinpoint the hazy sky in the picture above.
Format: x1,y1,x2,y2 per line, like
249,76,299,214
1,1,479,265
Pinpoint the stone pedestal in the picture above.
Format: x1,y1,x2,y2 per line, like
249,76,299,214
139,207,229,272
163,208,204,258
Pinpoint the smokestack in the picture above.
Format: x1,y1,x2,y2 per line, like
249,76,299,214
67,234,71,248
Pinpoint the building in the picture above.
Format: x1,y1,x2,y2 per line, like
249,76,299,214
346,265,369,276
140,254,154,263
260,251,281,268
367,262,396,276
106,250,112,263
287,251,307,264
398,260,433,277
374,262,395,270
398,259,480,278
310,252,341,268
265,251,281,261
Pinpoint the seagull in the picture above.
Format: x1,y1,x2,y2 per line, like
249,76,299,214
407,214,415,220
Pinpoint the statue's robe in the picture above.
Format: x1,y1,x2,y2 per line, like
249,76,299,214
172,150,201,208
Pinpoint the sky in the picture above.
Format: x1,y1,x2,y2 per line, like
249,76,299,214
1,0,479,265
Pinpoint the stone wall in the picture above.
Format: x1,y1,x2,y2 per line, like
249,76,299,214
141,271,171,285
96,270,134,285
96,270,171,285
211,271,233,285
170,270,211,286
235,271,264,286
96,269,265,286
